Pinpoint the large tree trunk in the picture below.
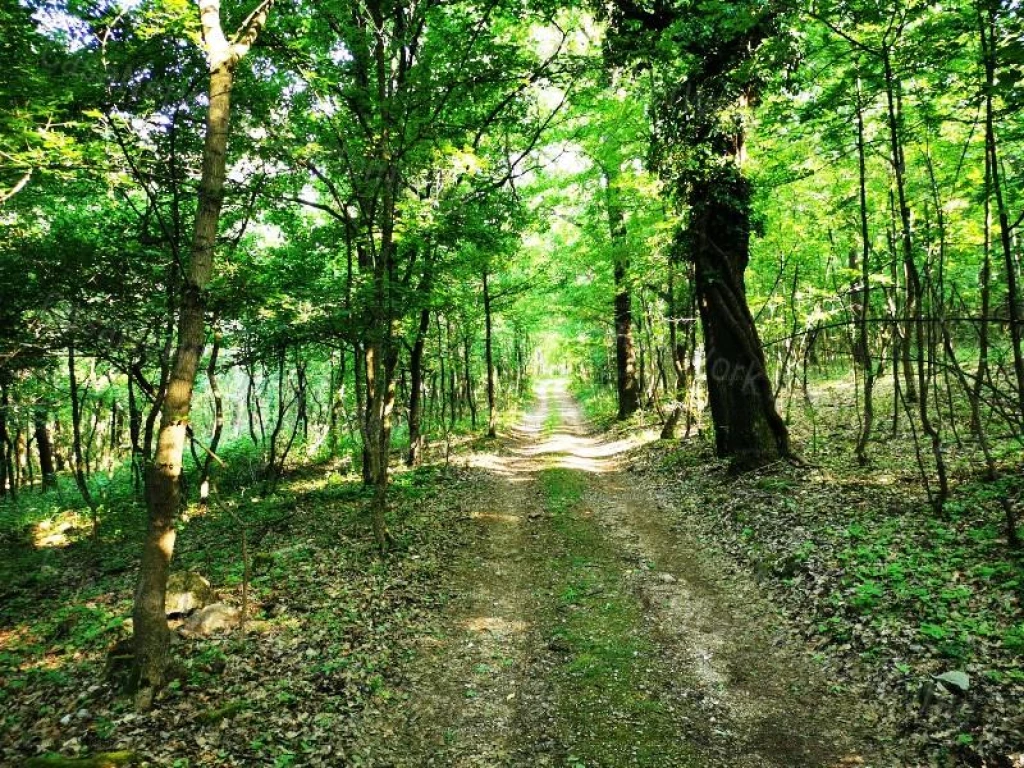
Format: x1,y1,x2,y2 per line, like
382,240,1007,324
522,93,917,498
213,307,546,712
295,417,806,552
690,171,790,468
132,0,274,709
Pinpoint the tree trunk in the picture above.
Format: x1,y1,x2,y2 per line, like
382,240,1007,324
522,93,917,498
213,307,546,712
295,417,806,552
464,330,478,430
0,381,11,498
35,405,56,490
197,327,223,508
132,0,274,709
483,269,498,438
882,48,919,406
363,336,397,551
603,169,639,419
974,123,993,433
883,46,947,508
128,371,142,492
407,306,431,466
690,170,790,468
853,74,876,465
980,6,1024,414
144,320,175,462
661,263,692,440
68,344,95,515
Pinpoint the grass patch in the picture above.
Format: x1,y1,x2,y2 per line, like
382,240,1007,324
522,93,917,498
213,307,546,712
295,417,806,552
568,379,618,427
535,467,695,766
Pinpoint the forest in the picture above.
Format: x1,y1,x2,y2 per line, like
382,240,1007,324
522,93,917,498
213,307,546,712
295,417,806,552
1,0,1023,765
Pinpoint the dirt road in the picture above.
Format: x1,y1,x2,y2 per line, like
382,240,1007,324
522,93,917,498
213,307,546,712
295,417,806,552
367,380,877,767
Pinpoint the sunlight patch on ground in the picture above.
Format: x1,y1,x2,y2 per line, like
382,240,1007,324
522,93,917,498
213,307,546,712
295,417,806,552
511,422,544,436
0,627,30,652
462,616,528,634
282,474,333,494
552,454,615,473
832,756,867,766
32,511,91,548
511,431,652,474
21,651,77,672
464,453,534,478
470,511,521,524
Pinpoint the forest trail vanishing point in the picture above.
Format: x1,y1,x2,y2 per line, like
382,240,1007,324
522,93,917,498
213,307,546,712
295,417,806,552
369,380,878,767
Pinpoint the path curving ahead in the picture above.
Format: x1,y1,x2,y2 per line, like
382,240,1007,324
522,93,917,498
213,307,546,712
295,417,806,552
363,380,876,767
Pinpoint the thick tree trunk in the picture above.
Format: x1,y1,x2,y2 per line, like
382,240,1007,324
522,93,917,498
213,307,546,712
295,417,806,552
690,171,790,468
132,0,273,708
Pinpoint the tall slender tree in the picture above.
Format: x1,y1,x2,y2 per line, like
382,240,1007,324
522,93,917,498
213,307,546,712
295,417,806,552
132,0,275,709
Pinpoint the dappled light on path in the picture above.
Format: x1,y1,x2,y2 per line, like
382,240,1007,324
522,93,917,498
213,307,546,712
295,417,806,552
379,376,880,768
469,510,521,524
468,378,656,477
461,616,529,634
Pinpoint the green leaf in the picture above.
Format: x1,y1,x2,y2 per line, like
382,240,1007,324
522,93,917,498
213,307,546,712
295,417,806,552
933,670,969,693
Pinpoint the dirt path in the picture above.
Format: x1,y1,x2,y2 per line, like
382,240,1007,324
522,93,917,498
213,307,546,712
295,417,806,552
367,380,878,767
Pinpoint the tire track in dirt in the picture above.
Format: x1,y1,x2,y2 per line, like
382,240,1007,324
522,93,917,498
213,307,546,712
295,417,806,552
555,393,878,767
361,393,555,766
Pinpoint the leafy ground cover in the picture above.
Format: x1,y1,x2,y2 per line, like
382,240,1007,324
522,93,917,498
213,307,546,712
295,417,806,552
0,462,469,767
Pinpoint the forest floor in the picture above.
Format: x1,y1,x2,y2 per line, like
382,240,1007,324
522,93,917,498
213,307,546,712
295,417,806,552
2,379,1022,767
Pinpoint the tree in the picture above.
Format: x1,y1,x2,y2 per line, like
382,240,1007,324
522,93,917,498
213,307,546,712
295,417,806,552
605,0,792,467
132,0,276,709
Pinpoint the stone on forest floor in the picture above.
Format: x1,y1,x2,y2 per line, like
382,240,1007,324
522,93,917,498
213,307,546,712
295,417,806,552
181,603,241,636
164,572,215,616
